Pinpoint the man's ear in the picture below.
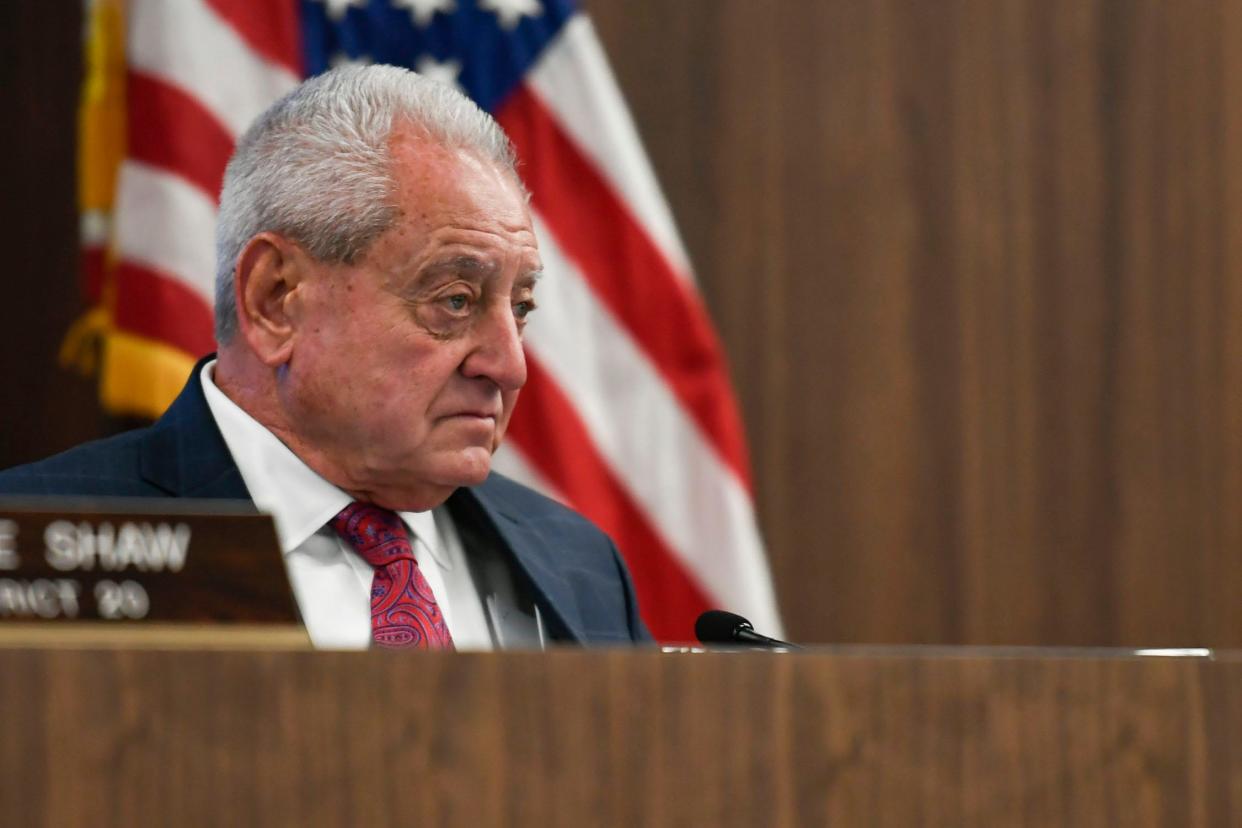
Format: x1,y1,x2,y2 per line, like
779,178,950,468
233,233,305,367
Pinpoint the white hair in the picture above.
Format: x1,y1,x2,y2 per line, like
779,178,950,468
213,64,518,344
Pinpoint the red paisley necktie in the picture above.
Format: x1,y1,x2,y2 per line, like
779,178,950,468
329,502,455,650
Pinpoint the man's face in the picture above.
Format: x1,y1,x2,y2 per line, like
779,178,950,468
281,129,540,510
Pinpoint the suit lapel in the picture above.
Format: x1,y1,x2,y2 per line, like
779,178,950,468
449,481,586,644
139,356,251,500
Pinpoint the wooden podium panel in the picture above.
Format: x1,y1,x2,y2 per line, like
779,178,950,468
2,643,1240,826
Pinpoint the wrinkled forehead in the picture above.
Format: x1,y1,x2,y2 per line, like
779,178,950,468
359,130,541,280
387,124,528,205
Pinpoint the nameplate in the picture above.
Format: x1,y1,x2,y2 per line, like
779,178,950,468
0,498,298,625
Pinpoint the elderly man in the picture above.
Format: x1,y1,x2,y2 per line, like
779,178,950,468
0,65,651,648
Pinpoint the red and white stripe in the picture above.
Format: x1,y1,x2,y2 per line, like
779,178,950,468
111,0,299,356
114,0,782,641
493,14,781,640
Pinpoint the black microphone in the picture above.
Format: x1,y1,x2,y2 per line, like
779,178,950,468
694,610,800,649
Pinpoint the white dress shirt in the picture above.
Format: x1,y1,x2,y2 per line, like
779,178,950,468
200,360,496,650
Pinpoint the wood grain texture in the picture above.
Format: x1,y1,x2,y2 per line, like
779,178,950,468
587,0,1242,646
0,0,104,467
3,1,1241,647
0,646,1238,827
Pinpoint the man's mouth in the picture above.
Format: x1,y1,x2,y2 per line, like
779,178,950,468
439,410,498,424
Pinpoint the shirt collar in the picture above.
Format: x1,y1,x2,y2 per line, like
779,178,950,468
201,360,452,568
403,508,451,570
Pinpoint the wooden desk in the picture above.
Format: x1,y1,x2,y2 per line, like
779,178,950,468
2,641,1238,826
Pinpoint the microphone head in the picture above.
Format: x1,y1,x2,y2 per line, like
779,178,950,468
695,609,754,644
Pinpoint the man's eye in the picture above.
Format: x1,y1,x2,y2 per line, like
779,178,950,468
444,294,471,312
514,300,536,320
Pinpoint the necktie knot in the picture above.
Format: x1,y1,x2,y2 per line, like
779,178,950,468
330,502,415,568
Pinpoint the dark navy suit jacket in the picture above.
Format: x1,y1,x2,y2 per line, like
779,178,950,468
0,366,651,645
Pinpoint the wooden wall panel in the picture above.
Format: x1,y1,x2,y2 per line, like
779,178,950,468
588,0,1242,646
0,1,102,468
3,1,1241,647
586,0,1242,645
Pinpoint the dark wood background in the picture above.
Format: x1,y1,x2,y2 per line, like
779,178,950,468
3,1,1240,647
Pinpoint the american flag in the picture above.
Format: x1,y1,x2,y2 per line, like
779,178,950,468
76,0,782,642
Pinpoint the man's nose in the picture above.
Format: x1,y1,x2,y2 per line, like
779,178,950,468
461,301,527,392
